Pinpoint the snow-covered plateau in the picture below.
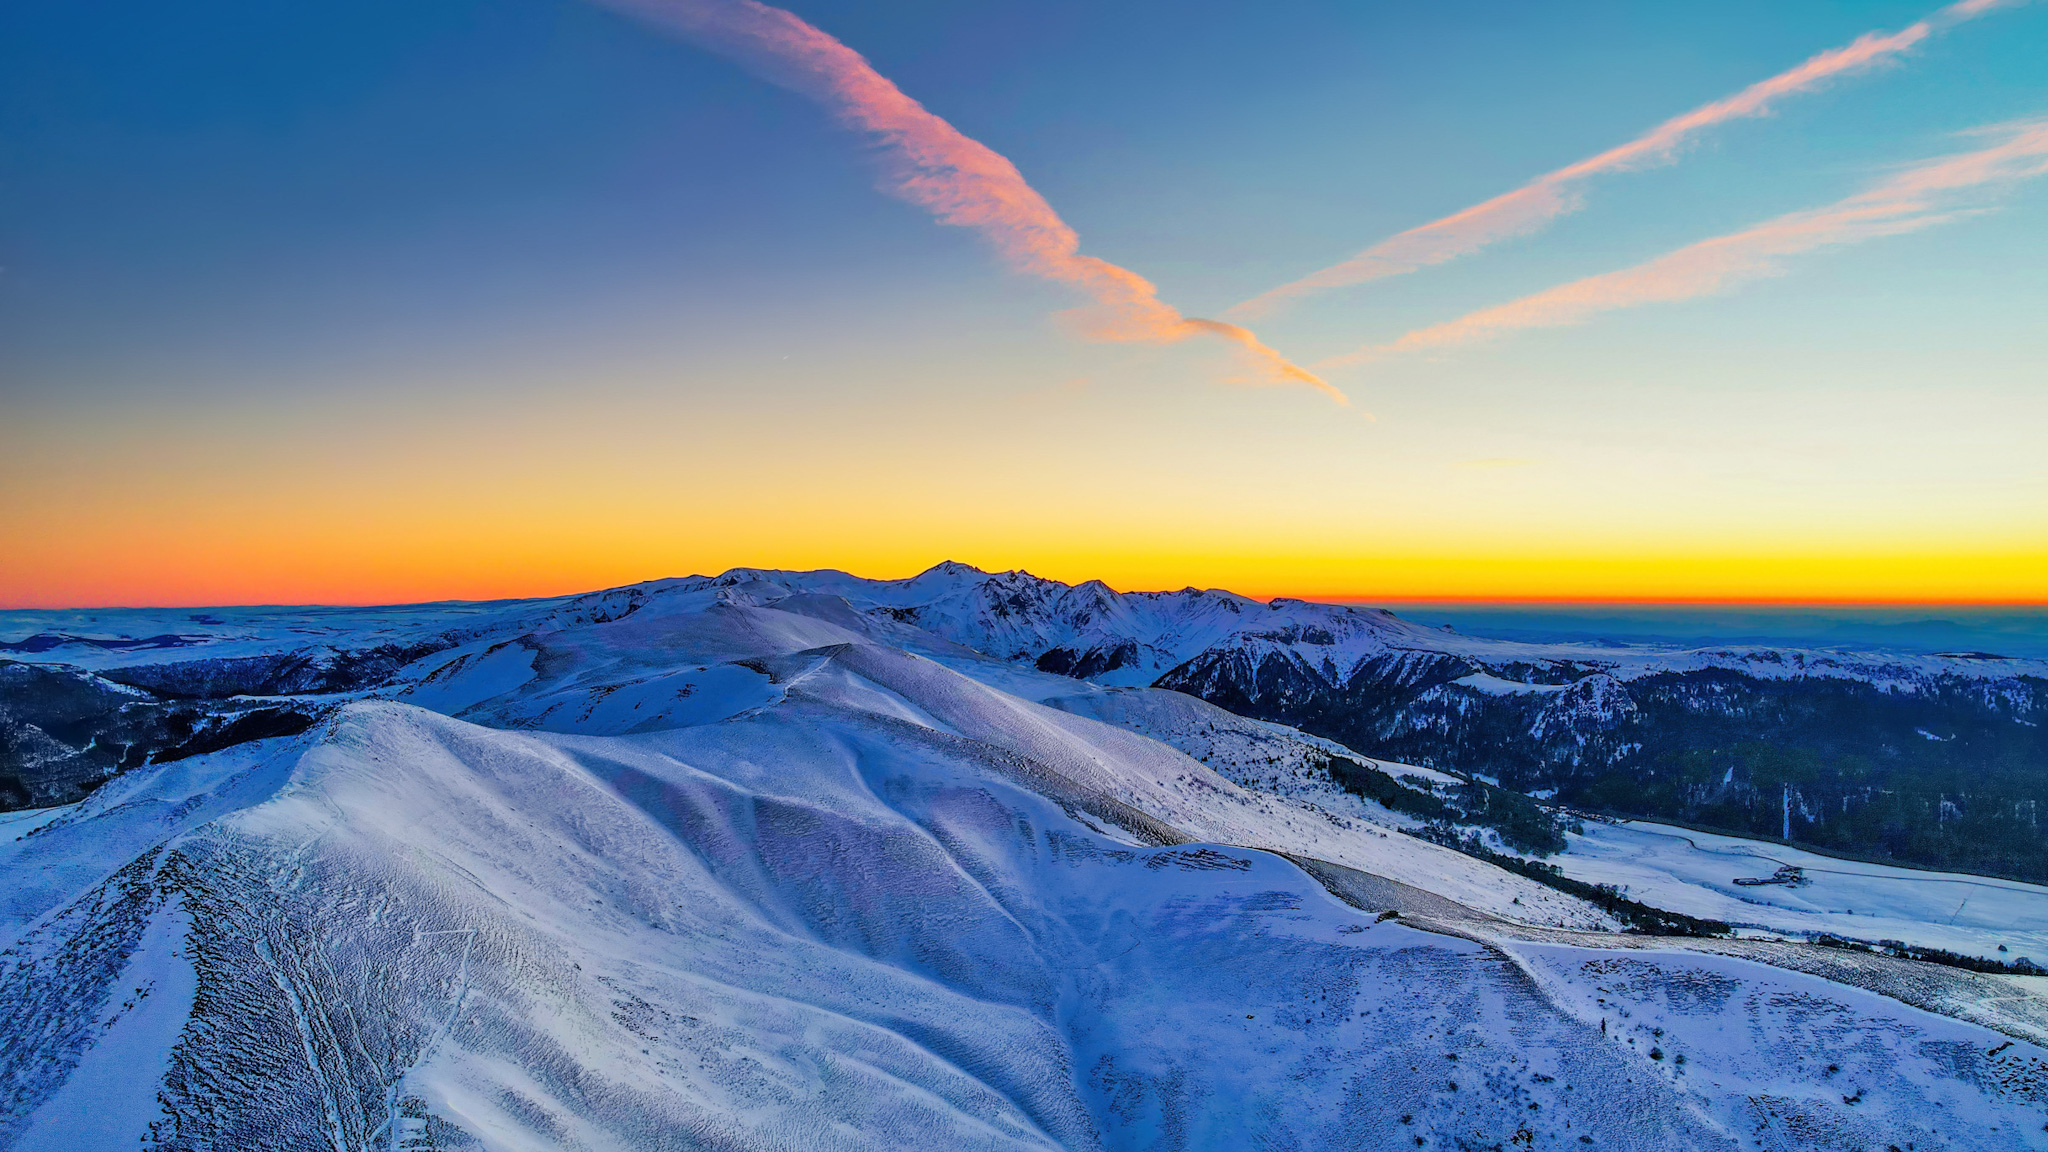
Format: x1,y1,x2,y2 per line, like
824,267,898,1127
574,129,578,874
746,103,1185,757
3,565,2046,1149
1554,818,2048,962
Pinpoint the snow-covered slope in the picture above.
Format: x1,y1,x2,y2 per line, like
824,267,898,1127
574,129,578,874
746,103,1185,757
1552,817,2048,963
5,574,2048,1148
713,561,2048,690
8,566,2047,947
7,689,2046,1148
22,561,2037,695
342,585,1608,931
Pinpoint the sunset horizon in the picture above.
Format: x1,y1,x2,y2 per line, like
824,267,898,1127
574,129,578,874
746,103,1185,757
7,0,2046,616
9,552,2048,611
6,4,2048,1146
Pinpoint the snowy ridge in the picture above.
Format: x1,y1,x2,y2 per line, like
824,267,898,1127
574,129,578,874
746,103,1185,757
5,687,2045,1146
10,562,2042,693
6,566,2048,1147
678,563,2048,692
8,564,2046,948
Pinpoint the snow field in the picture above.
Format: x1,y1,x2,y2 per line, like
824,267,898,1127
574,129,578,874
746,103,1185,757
6,569,2048,1149
1557,818,2048,961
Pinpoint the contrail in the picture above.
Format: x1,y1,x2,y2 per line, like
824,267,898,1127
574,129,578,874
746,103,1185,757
1325,117,2048,365
1232,0,2031,320
597,0,1344,403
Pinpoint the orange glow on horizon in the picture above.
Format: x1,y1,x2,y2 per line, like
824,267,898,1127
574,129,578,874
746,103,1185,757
1329,595,2048,607
6,378,2042,612
4,542,2043,611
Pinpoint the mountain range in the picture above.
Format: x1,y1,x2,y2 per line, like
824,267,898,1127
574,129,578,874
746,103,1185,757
3,564,2046,1149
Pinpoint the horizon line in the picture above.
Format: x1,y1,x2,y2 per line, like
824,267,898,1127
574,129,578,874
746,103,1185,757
7,585,2048,614
1320,594,2048,608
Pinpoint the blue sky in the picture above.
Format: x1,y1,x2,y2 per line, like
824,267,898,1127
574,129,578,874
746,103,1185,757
3,0,2045,605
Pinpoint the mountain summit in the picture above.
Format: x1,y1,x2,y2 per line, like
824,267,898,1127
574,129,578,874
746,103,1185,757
2,569,2045,1149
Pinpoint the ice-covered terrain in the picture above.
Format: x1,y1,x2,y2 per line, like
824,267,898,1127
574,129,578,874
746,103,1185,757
1554,818,2048,962
10,561,2038,695
5,567,2048,1149
788,561,2048,690
1048,682,2048,960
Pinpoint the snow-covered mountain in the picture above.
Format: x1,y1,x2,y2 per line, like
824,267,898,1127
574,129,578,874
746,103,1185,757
690,563,2047,888
732,560,2048,691
5,566,2048,1149
8,562,2048,880
9,561,2037,708
29,558,2021,695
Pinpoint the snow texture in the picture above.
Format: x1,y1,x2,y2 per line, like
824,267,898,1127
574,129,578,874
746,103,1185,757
4,566,2046,1149
1556,818,2048,962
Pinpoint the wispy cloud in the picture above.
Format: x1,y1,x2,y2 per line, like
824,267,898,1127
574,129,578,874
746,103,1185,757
597,0,1343,403
1327,118,2048,365
1232,0,2029,319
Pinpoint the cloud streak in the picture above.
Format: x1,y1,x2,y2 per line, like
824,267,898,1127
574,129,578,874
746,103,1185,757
1232,0,2029,319
1328,118,2048,364
597,0,1343,403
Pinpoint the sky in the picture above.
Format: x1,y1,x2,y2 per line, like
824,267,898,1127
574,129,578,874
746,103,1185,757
3,0,2045,607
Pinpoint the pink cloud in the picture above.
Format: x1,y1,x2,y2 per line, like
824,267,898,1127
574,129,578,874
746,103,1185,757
1233,0,2029,319
1329,119,2048,364
597,0,1344,403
